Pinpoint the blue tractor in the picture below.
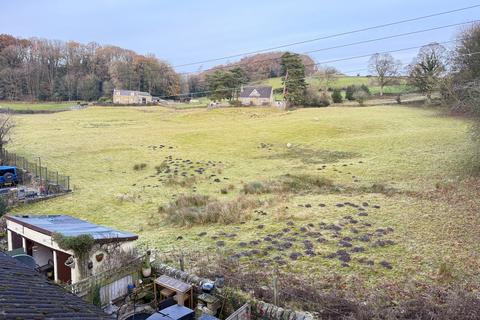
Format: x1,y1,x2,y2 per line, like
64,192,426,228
0,166,19,187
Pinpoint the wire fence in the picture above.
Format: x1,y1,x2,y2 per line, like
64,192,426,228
0,149,70,191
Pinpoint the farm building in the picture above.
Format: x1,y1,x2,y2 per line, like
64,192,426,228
238,86,273,106
113,89,153,104
5,214,138,284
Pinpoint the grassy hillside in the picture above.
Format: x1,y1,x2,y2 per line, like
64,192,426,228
259,76,415,99
9,105,479,287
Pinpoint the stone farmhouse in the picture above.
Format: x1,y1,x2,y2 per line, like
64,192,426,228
238,86,273,106
5,214,138,284
113,89,153,104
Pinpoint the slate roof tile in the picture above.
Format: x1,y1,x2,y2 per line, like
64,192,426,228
0,251,109,319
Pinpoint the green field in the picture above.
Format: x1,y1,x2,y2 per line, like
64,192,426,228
260,76,415,99
9,104,480,288
0,101,76,112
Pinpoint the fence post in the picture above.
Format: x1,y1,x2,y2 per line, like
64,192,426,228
67,176,70,191
45,167,48,184
56,171,59,185
272,268,278,306
179,251,185,272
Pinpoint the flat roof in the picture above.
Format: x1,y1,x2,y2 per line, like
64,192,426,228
6,215,138,242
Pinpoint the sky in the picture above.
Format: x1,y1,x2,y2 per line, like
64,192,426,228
1,0,479,74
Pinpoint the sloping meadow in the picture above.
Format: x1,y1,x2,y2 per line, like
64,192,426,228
10,105,479,293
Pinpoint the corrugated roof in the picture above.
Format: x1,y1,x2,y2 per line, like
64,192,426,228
114,89,151,96
0,251,110,319
239,86,272,99
7,215,138,241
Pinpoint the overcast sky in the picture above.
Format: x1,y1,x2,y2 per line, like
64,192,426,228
1,0,479,74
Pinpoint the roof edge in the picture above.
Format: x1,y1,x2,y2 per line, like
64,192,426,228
5,215,139,242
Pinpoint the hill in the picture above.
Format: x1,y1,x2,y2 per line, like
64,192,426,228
200,51,316,82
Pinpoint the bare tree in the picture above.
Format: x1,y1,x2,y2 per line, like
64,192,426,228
0,113,15,153
408,43,447,103
368,53,401,96
316,66,338,94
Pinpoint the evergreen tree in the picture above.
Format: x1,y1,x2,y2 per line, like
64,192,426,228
331,89,343,103
206,68,248,101
280,52,307,106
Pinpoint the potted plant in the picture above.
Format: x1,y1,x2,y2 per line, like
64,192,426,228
141,250,152,277
95,253,104,262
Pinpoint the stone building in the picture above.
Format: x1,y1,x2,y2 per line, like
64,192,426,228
113,89,153,104
238,86,273,106
5,214,138,284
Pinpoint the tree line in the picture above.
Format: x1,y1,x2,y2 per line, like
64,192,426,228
0,34,180,101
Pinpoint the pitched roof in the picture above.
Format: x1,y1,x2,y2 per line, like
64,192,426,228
0,251,109,319
114,89,151,96
6,215,138,242
239,86,272,99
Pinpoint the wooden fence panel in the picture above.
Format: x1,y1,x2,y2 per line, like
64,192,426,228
100,275,133,306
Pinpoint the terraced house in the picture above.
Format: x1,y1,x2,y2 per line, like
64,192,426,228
113,89,153,104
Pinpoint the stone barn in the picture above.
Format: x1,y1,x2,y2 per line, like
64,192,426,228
238,86,273,106
113,89,152,104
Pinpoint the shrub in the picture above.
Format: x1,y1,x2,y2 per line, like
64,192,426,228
353,90,369,106
242,181,271,194
303,88,330,107
346,85,371,102
331,89,343,103
53,233,95,256
53,233,95,278
360,84,371,95
98,96,112,103
345,85,356,100
133,163,147,171
159,194,259,226
273,88,284,95
228,100,242,107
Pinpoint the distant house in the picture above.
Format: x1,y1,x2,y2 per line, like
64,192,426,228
238,86,273,106
113,89,152,104
0,251,109,319
5,214,138,284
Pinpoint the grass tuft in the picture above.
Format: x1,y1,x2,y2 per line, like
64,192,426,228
242,174,336,195
159,194,259,226
133,163,147,171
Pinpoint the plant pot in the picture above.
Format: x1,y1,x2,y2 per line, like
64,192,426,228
142,267,151,277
